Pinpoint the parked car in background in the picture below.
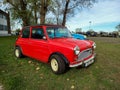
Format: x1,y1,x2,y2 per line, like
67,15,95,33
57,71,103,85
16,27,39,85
100,31,109,37
71,33,87,40
86,31,98,37
15,24,96,74
110,31,119,37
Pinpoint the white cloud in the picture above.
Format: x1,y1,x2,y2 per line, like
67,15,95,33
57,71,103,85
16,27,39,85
67,0,120,31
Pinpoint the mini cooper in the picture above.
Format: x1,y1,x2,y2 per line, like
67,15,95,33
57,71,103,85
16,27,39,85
15,24,96,74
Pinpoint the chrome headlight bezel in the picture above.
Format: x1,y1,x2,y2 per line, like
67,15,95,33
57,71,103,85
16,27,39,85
74,46,80,55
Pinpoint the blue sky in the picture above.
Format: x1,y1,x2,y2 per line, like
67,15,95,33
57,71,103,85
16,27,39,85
0,0,120,32
67,0,120,32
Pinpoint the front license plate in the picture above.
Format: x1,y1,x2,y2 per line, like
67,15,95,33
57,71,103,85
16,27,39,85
84,59,94,67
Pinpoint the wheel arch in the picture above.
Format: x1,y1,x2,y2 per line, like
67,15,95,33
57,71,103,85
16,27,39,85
15,45,24,54
48,52,69,66
15,45,20,48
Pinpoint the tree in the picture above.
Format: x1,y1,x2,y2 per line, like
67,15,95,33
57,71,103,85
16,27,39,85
75,28,82,33
62,0,70,26
28,0,51,24
116,24,120,32
5,0,32,26
4,0,51,25
50,0,63,25
3,0,96,27
63,0,97,26
28,0,40,24
51,0,97,26
45,17,56,24
40,0,51,24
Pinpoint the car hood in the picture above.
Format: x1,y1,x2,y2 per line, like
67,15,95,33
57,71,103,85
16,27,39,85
50,38,92,50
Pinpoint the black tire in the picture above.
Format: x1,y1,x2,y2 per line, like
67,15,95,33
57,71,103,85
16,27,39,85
50,55,66,74
14,47,24,58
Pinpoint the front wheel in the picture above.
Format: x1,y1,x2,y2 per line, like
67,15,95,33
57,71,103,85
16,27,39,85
15,47,24,58
50,55,66,74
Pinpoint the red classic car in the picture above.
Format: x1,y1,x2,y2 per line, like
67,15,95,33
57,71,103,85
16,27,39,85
15,24,96,74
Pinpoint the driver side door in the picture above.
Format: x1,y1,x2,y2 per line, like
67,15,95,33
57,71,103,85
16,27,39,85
29,27,50,62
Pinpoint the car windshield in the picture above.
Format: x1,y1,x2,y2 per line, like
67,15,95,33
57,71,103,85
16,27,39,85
47,27,72,38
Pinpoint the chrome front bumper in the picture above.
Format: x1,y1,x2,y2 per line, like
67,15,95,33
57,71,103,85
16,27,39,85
69,53,96,67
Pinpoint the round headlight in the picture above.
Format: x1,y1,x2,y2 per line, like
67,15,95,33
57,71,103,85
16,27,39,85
74,46,80,55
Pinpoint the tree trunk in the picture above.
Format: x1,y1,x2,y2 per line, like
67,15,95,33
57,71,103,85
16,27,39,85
20,0,30,26
22,18,30,26
34,10,37,24
40,0,46,24
56,17,59,25
40,0,50,24
62,0,70,26
40,8,46,24
34,2,37,24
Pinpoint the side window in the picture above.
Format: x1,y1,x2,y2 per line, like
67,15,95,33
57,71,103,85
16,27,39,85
31,28,44,39
22,27,30,38
47,28,54,38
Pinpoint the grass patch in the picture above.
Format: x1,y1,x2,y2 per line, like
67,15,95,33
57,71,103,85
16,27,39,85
0,36,120,90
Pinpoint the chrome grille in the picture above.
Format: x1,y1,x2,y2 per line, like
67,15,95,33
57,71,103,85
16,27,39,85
78,49,92,61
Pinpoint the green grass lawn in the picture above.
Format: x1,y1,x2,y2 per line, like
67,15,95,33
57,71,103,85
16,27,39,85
0,36,120,90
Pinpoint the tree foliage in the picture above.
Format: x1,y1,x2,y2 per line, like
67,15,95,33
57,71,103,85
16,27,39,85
3,0,97,27
27,0,40,24
50,0,97,26
50,0,63,25
5,0,32,26
116,24,120,32
4,0,51,26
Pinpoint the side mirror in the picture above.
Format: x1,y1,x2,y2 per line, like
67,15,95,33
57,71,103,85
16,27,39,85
43,36,47,40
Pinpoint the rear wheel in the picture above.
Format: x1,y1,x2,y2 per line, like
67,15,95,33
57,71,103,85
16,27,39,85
15,47,23,58
50,55,66,74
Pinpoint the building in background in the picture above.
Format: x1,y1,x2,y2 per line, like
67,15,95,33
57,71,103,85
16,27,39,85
0,9,11,36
